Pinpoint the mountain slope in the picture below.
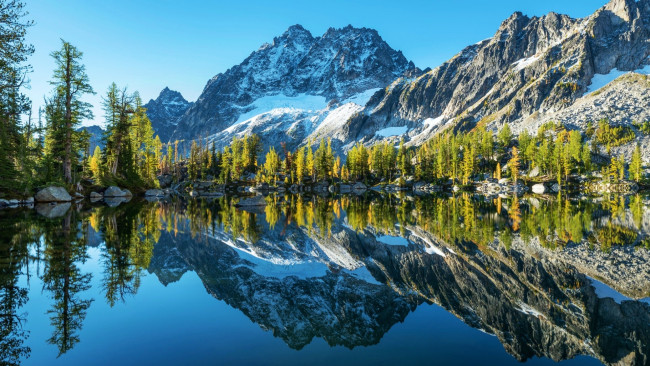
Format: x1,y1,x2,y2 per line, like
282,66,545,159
163,24,418,150
339,0,650,148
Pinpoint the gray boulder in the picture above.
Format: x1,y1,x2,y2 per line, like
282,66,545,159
532,184,547,194
35,187,72,202
104,186,130,197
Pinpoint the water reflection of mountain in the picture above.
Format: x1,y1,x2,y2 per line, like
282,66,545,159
147,201,650,365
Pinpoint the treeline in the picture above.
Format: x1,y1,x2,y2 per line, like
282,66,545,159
182,118,643,188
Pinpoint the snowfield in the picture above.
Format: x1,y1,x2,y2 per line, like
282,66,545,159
512,55,540,71
235,93,328,124
587,64,650,94
208,87,385,152
376,126,408,137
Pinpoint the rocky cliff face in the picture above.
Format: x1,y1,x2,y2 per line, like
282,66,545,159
340,0,650,148
158,24,417,151
143,87,193,143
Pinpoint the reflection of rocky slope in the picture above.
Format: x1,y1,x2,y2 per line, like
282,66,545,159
148,221,419,349
147,211,649,364
362,225,650,365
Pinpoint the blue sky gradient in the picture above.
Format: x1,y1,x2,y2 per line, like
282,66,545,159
25,0,606,126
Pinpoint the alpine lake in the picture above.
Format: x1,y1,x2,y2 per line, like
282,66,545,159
1,191,649,366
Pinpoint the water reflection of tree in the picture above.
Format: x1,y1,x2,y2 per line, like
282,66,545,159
93,203,160,307
0,211,36,365
40,209,92,356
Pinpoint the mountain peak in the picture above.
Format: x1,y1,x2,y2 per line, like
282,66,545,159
145,88,193,142
155,87,188,104
603,0,638,23
275,24,314,44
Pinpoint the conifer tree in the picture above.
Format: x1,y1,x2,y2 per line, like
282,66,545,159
0,0,33,191
49,40,94,184
509,146,520,184
295,146,305,184
263,147,280,185
497,124,512,150
630,144,642,182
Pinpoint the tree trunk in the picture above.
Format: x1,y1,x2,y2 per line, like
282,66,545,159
63,47,73,184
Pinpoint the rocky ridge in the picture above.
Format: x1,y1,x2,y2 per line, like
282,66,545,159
337,0,650,152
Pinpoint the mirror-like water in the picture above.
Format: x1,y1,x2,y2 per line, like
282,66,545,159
1,193,649,366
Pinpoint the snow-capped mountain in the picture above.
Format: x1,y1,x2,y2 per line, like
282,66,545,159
151,0,650,157
144,87,193,143
343,0,650,149
158,24,418,150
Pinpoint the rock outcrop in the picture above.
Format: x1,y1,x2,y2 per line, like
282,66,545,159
35,187,72,202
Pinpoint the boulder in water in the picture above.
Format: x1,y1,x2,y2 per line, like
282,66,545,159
35,187,72,202
104,186,130,197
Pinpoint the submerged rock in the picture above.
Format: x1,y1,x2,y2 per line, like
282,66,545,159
235,195,267,207
145,189,165,197
90,192,103,202
104,196,131,207
35,186,72,202
35,203,71,218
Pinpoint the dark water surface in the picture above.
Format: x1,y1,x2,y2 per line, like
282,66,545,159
2,194,649,365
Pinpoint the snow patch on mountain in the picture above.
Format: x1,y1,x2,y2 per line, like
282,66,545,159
342,88,381,105
513,55,540,71
376,126,408,137
376,235,409,246
235,94,328,125
587,65,650,94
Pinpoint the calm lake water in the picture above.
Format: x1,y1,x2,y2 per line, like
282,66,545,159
1,193,649,366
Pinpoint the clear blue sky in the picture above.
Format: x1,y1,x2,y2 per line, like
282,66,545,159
24,0,605,127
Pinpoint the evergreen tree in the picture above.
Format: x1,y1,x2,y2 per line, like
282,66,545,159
103,83,134,177
0,0,33,191
630,144,642,182
49,40,94,184
509,146,520,183
263,147,280,185
497,124,512,149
